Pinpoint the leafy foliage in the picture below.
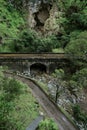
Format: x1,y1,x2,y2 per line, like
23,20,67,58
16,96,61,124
65,31,87,61
61,0,87,31
37,118,59,130
0,0,87,53
3,77,23,101
0,75,22,129
72,68,87,88
73,105,87,127
0,68,39,130
56,0,87,50
53,69,65,80
0,0,25,52
9,29,58,52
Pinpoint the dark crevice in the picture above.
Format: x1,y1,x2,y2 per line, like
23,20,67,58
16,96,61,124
34,3,51,31
34,13,44,27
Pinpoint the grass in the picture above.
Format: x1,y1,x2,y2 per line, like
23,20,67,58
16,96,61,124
52,48,64,53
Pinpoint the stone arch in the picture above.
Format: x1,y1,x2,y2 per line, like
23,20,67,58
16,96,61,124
30,63,47,76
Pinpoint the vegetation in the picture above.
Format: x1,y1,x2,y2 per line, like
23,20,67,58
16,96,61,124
0,0,25,52
51,69,65,103
0,0,87,54
0,0,87,129
72,68,87,88
65,31,87,66
52,48,64,53
0,67,40,130
73,105,87,129
37,118,59,130
0,0,87,55
9,30,58,52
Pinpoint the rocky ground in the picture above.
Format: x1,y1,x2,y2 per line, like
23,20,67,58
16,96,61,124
33,73,86,115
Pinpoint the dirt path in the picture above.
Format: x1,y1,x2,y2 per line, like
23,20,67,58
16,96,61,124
5,73,79,130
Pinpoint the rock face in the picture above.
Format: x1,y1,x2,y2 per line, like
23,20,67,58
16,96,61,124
28,0,61,35
44,3,60,35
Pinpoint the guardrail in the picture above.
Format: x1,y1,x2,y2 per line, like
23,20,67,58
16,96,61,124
26,115,43,130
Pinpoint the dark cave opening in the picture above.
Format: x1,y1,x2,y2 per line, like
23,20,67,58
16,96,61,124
34,13,44,27
30,63,46,75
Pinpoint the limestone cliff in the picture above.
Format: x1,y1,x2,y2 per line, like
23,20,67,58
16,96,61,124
27,0,62,35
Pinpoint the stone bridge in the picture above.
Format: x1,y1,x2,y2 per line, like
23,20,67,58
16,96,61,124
0,53,70,75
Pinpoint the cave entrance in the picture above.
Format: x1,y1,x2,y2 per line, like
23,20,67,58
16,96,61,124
30,63,47,76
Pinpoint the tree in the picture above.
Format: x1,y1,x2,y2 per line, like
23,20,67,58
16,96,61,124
3,77,23,101
61,0,87,31
65,31,87,65
72,68,87,88
52,69,65,103
0,68,24,130
0,0,25,52
10,29,58,52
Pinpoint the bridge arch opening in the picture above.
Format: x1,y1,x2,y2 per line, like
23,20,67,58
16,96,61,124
30,63,47,76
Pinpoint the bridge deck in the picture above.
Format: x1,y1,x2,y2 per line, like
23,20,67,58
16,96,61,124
0,53,67,59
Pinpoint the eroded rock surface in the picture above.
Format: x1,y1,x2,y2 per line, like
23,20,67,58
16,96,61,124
28,0,62,35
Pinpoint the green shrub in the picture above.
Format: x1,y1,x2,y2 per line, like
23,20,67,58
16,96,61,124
61,0,87,31
3,78,23,101
0,0,25,52
73,105,87,124
65,31,87,67
72,68,87,88
37,118,59,130
0,69,39,130
10,30,58,52
65,31,87,57
52,69,65,80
